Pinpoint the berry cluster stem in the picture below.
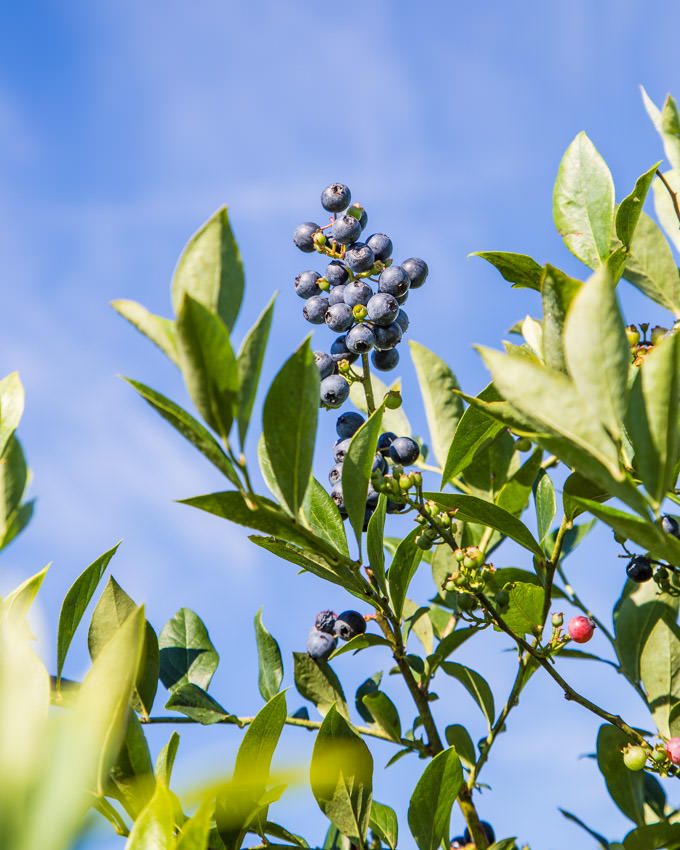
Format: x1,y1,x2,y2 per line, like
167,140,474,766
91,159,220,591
361,352,377,415
656,169,680,226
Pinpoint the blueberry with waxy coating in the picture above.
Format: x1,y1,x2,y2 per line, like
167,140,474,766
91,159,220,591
362,506,375,531
345,242,375,273
293,222,320,252
303,295,328,324
372,348,400,371
306,628,337,661
366,233,393,262
378,264,410,298
314,350,334,379
395,291,408,305
395,308,409,334
366,483,379,507
377,432,397,456
344,281,373,308
329,285,347,305
336,411,365,439
330,335,359,365
321,374,350,407
326,260,349,286
334,438,352,463
367,292,399,326
373,322,403,350
662,515,680,538
626,555,653,582
330,483,344,511
321,183,351,212
389,436,420,466
402,257,428,288
331,214,362,245
372,452,388,474
315,609,336,633
329,463,343,485
325,303,354,332
346,324,375,354
334,610,367,641
295,270,322,298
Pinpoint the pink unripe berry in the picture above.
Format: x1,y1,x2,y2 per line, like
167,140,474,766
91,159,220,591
666,737,680,765
567,615,595,643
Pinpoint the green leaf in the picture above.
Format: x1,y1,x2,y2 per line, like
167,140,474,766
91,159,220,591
652,169,680,252
362,691,401,741
563,267,630,442
171,206,244,331
301,477,349,557
0,371,24,458
366,494,387,596
423,492,543,557
0,497,34,552
369,801,398,850
387,528,424,620
236,294,276,449
155,730,180,786
655,93,680,172
626,332,680,507
441,662,495,727
104,709,155,819
553,131,615,268
57,542,121,686
616,162,661,248
540,264,583,374
534,471,556,547
409,341,463,468
562,472,610,521
310,705,373,845
623,822,680,850
165,683,239,725
470,251,543,290
640,618,680,737
125,777,176,850
88,577,159,719
500,582,544,638
329,634,392,659
262,338,319,516
623,211,680,317
597,724,645,825
429,628,476,672
2,563,49,623
403,598,434,655
355,672,382,723
0,435,27,536
342,405,384,554
293,652,349,719
559,809,611,850
176,294,239,439
123,378,240,486
442,384,504,484
254,608,283,701
495,448,543,518
444,725,476,770
159,607,219,693
111,299,179,366
407,747,463,850
177,798,215,850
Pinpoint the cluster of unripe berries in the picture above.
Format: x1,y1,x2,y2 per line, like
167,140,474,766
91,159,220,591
305,609,367,661
625,322,669,367
293,183,427,410
450,821,495,849
622,737,680,776
414,501,457,551
442,546,496,595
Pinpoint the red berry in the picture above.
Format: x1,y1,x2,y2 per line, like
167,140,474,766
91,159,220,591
567,615,595,643
666,737,680,765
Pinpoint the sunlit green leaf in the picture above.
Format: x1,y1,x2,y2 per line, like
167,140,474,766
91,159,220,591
237,294,275,449
0,372,24,459
111,300,179,366
293,652,348,719
165,683,239,726
407,747,463,850
597,725,645,826
441,662,495,726
652,169,680,253
387,528,424,620
159,608,219,693
369,801,398,850
616,162,661,248
254,608,283,702
471,251,543,290
640,618,680,737
362,691,401,740
623,212,680,317
125,779,176,850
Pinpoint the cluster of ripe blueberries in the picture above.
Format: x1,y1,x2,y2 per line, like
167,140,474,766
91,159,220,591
306,609,367,661
292,182,427,410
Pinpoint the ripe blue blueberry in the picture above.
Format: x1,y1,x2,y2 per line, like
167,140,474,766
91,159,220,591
330,483,345,511
377,432,397,456
321,183,351,212
395,308,409,334
389,436,420,466
295,270,322,298
367,292,399,326
373,322,403,350
346,324,376,354
315,609,337,633
320,374,350,407
626,555,653,582
463,822,495,845
306,628,337,661
329,285,347,306
344,281,373,308
334,438,352,463
331,214,362,245
293,222,320,253
329,462,343,485
386,497,407,514
402,257,428,288
378,264,410,298
395,291,408,305
366,233,393,262
662,515,680,538
325,303,354,332
330,335,359,365
336,411,365,439
345,242,375,273
303,295,329,324
372,452,388,474
334,610,367,641
326,260,350,286
314,350,335,379
362,506,375,531
372,348,400,371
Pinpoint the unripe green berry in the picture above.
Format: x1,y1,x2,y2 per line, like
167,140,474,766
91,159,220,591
399,474,411,492
438,511,451,528
384,390,402,409
651,325,668,345
552,612,564,629
317,277,330,291
444,578,457,593
623,745,648,771
652,746,668,765
416,535,433,550
625,324,641,347
423,526,439,541
347,204,364,221
454,548,465,562
338,359,351,374
515,437,531,452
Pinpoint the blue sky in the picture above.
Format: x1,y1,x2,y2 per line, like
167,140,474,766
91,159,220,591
3,1,680,847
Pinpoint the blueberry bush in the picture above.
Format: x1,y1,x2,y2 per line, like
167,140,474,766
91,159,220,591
8,87,680,849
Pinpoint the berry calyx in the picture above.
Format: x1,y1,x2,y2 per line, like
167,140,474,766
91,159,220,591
567,615,595,644
622,744,648,771
552,612,564,628
625,324,641,347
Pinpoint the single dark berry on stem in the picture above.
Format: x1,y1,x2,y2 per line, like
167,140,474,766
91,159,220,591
303,295,329,324
293,222,321,252
345,242,375,273
321,183,351,212
331,213,362,245
326,260,350,286
334,610,367,641
401,257,428,288
662,514,680,538
395,309,409,333
346,323,375,354
366,233,393,262
378,264,411,298
321,374,350,407
336,411,365,439
372,348,400,370
306,628,337,661
325,303,354,332
330,335,359,365
344,281,374,308
389,436,420,466
373,322,403,350
626,555,653,582
367,292,399,326
295,270,322,298
314,350,335,380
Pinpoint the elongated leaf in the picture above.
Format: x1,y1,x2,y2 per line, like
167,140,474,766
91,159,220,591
563,267,629,441
540,265,583,374
262,338,319,516
407,748,463,850
410,341,463,468
553,131,615,268
57,542,121,685
559,809,611,850
0,372,24,459
442,384,504,484
177,798,215,850
616,162,661,248
534,471,556,547
310,704,373,845
362,691,401,740
0,498,34,552
124,378,240,485
159,608,219,693
176,294,239,439
111,299,179,365
623,212,680,316
623,822,680,850
652,169,680,252
301,477,349,557
387,528,423,620
597,724,645,826
366,494,387,596
651,92,680,172
104,709,155,819
342,406,384,553
369,801,398,850
165,683,239,725
125,778,175,850
172,206,244,331
441,662,495,726
0,435,27,536
640,618,680,736
293,652,349,719
155,730,180,786
237,294,275,449
429,628,476,671
2,563,48,625
496,448,543,518
444,725,476,770
500,582,544,638
471,251,543,290
254,608,283,701
329,633,391,659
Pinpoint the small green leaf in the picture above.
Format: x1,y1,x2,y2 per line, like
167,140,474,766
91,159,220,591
155,730,180,786
553,131,615,268
310,704,373,845
387,528,424,620
111,299,179,365
301,477,349,557
329,634,391,659
640,618,680,737
262,338,319,516
656,93,680,172
57,542,121,686
342,405,384,554
616,162,661,248
597,724,645,826
562,472,610,521
0,497,34,552
355,672,382,723
165,683,239,725
177,798,215,850
534,471,556,547
623,822,680,850
2,563,49,623
171,206,244,331
366,494,387,596
254,608,283,702
540,264,583,374
293,652,349,719
407,747,463,850
237,294,276,449
362,691,401,741
623,211,680,317
369,802,398,850
441,662,495,727
159,607,219,693
500,582,544,638
410,341,463,469
442,384,504,485
0,371,24,458
471,251,543,290
0,435,28,537
125,777,176,850
444,725,476,770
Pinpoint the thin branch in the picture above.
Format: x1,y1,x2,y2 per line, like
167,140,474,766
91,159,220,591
656,169,680,226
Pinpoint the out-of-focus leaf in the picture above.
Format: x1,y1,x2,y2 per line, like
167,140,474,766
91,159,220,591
155,731,180,786
0,372,24,458
104,709,155,819
111,300,179,365
597,725,645,825
177,798,214,850
0,435,27,538
236,294,275,449
622,822,680,850
407,747,463,850
125,779,175,850
159,608,219,693
355,673,382,724
640,618,680,737
254,608,283,702
2,563,49,624
293,652,348,719
652,169,680,253
471,251,543,290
